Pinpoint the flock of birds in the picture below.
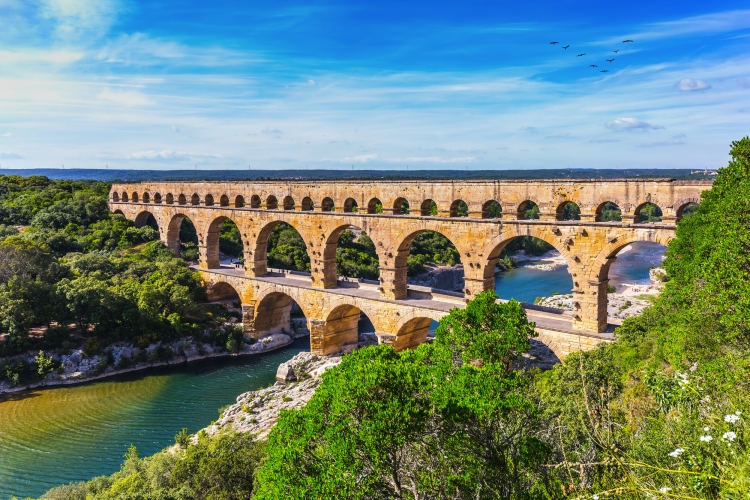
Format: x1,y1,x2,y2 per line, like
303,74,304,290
549,39,634,73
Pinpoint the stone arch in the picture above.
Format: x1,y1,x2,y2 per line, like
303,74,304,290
166,213,189,252
205,194,214,206
178,194,187,205
517,199,540,220
220,195,230,207
393,197,409,215
112,192,120,202
482,200,502,219
675,197,700,220
301,196,314,211
134,210,159,231
283,196,295,210
153,193,162,204
556,200,581,221
343,197,358,213
142,192,150,203
595,201,622,222
321,197,334,212
251,220,309,277
450,199,468,217
250,195,261,209
634,201,663,223
367,198,382,214
113,209,125,216
390,316,434,352
589,232,674,282
266,195,278,210
235,195,245,208
132,192,139,203
206,281,241,302
252,290,309,339
322,224,383,284
122,191,129,202
204,215,244,268
318,303,364,355
420,199,437,216
191,193,200,205
165,193,174,204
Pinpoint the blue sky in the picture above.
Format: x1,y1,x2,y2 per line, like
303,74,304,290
0,0,748,171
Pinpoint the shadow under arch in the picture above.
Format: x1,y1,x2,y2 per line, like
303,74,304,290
204,215,244,268
235,195,245,208
112,192,120,202
253,290,309,339
205,194,214,206
393,197,409,215
166,213,192,253
316,303,367,355
283,196,295,210
132,192,139,203
266,195,278,210
321,197,334,212
250,195,261,209
122,191,129,202
134,210,159,231
301,197,314,211
220,195,230,207
165,193,174,204
113,209,125,216
206,281,241,302
420,199,437,216
367,198,382,214
343,197,358,212
391,316,434,352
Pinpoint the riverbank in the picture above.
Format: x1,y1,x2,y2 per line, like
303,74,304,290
0,329,308,395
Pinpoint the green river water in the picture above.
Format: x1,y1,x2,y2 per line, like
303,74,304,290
0,338,309,499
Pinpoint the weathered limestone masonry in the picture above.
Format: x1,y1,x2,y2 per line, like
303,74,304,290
110,178,710,357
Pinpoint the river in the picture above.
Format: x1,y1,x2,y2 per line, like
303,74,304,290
0,242,665,498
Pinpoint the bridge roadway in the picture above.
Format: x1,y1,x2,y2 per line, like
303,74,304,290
198,264,614,359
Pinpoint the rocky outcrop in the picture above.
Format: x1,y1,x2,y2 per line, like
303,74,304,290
206,352,342,439
537,293,652,321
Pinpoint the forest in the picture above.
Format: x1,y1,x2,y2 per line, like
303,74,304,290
35,137,750,499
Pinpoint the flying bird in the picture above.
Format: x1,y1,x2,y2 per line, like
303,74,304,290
607,58,615,62
590,64,598,68
600,70,609,73
550,41,559,45
577,53,586,57
623,40,634,43
562,45,570,49
613,50,620,53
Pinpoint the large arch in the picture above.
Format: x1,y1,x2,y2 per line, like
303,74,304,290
317,303,363,355
322,224,382,285
634,202,663,223
134,210,158,230
252,291,302,338
391,316,433,352
204,215,244,268
675,197,700,220
206,281,241,302
250,220,309,277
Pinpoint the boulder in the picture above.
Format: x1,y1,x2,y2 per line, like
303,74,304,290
276,362,297,382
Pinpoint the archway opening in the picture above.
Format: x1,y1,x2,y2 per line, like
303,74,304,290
394,198,409,215
343,198,358,212
283,196,295,210
253,292,308,341
205,194,214,206
319,304,365,355
112,192,120,202
265,222,310,272
518,200,540,220
678,202,699,220
191,193,200,205
235,195,245,208
301,197,314,211
201,282,246,350
154,193,162,204
367,198,382,214
421,199,437,216
557,201,580,221
401,230,463,292
166,193,174,204
177,216,199,261
132,192,139,203
596,202,621,222
250,195,261,209
450,200,468,217
637,203,662,223
122,192,129,202
178,194,187,205
483,200,502,219
321,197,334,212
206,217,244,265
266,195,278,210
143,193,151,203
134,211,159,232
220,195,230,207
330,226,380,281
393,317,433,351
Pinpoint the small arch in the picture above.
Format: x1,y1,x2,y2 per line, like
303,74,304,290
449,199,468,217
134,211,158,230
595,201,621,222
142,192,150,203
676,198,700,221
253,292,308,339
250,195,261,209
112,192,120,202
482,200,502,219
420,199,437,216
165,193,174,204
635,202,662,223
266,195,278,210
517,200,540,220
367,198,383,214
206,281,241,302
220,195,230,207
132,192,139,203
191,193,200,205
234,195,245,208
393,197,409,215
301,197,314,211
153,193,162,204
320,304,362,355
556,201,580,221
283,196,295,210
392,317,433,351
321,197,334,212
205,194,214,206
121,192,129,202
343,198,358,213
113,209,125,216
178,194,187,205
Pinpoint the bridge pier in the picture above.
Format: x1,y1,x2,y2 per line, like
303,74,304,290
379,266,408,300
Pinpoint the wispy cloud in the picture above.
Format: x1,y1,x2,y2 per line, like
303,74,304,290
676,78,711,91
588,139,621,143
39,0,125,41
101,150,223,162
97,88,153,106
615,9,750,42
637,140,686,148
0,152,23,159
605,118,665,131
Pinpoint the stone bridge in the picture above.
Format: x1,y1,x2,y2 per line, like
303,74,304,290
109,178,710,356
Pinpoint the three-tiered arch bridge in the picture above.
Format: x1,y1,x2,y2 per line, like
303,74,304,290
110,178,710,359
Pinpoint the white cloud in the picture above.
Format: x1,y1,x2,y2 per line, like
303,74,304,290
40,0,124,40
261,127,282,134
307,79,316,86
102,150,223,162
673,133,686,139
0,152,23,159
0,133,12,137
616,9,750,42
340,154,378,163
676,78,711,91
605,117,664,131
97,88,153,106
0,49,84,64
637,140,685,147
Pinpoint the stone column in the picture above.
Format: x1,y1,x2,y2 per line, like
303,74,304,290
538,212,557,221
310,256,338,289
241,302,258,340
467,202,483,219
309,316,358,356
579,212,597,222
572,279,609,333
463,276,494,300
502,204,518,220
379,266,408,299
200,244,220,269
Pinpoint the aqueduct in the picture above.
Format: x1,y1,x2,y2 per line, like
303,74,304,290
110,178,711,358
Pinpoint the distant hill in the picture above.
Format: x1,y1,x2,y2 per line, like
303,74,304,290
0,168,716,182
